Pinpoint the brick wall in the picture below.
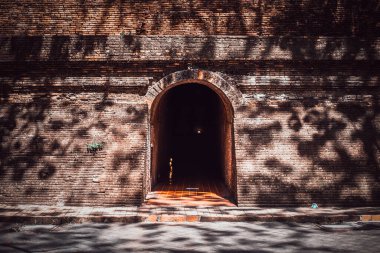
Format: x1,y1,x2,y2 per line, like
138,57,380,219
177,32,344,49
0,1,379,207
0,87,147,206
235,97,380,206
0,0,378,36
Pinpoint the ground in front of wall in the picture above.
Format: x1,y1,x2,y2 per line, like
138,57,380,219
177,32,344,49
145,178,236,207
1,221,380,253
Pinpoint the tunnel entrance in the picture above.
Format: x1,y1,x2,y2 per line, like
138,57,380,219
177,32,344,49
157,83,223,181
148,82,236,206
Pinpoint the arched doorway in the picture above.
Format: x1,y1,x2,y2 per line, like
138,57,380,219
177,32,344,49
149,81,236,206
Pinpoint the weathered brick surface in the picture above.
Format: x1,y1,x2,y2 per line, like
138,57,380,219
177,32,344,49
1,36,379,62
0,90,147,206
0,1,379,207
0,0,378,36
235,98,380,206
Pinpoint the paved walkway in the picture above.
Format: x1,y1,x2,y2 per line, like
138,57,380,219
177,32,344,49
1,222,380,252
145,179,235,207
0,204,379,224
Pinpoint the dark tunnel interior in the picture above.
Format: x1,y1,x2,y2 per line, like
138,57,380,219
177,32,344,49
155,83,226,182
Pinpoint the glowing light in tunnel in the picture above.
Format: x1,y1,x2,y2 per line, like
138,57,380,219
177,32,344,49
195,127,203,134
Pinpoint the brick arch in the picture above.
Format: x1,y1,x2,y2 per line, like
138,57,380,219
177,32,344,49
146,69,244,118
145,69,239,203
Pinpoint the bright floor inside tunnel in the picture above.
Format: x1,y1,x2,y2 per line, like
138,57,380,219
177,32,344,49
148,83,236,207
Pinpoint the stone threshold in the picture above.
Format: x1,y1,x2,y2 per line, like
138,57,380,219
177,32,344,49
0,204,379,224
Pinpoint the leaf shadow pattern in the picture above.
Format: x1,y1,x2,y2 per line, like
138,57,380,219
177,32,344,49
1,222,380,252
239,96,380,207
0,75,148,206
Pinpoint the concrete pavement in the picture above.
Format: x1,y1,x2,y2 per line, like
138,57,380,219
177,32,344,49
1,221,380,252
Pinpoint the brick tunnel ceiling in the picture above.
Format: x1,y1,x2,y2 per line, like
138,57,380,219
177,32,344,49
157,83,225,181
